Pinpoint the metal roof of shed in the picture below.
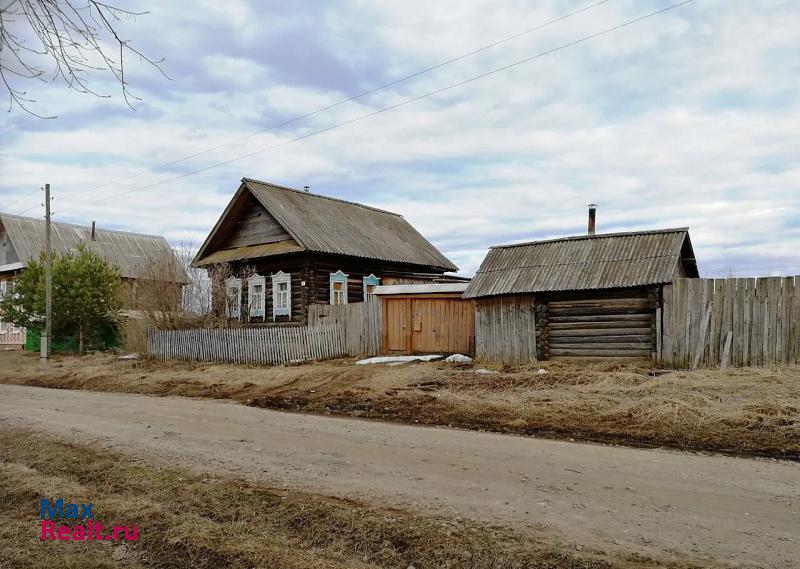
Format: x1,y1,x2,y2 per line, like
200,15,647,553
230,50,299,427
463,228,696,299
0,212,186,282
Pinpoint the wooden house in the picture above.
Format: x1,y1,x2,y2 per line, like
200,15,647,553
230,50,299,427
463,220,698,362
191,178,460,324
0,212,186,348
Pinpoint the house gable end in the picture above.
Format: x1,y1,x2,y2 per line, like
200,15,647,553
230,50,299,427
0,223,21,266
192,184,304,267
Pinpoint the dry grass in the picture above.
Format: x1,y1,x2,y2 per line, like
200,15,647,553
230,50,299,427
0,427,699,569
1,350,798,458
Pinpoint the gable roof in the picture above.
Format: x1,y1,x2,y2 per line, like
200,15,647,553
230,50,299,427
463,227,697,299
0,212,186,283
192,178,458,271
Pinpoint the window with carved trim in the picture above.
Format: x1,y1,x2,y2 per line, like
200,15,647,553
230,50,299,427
329,270,348,305
225,277,241,318
363,274,380,301
272,271,291,318
248,274,266,318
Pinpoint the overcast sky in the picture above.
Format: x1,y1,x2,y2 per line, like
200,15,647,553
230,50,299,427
1,0,798,276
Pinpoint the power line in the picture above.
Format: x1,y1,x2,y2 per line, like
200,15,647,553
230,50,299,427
55,0,694,216
3,188,41,211
45,0,613,207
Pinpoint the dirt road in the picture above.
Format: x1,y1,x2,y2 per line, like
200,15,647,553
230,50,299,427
1,385,797,568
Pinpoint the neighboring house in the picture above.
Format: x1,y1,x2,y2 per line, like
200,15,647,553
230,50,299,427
191,178,462,324
463,221,699,361
0,212,186,348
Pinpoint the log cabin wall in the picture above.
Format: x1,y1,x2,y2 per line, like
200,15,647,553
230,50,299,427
227,253,449,325
537,287,659,359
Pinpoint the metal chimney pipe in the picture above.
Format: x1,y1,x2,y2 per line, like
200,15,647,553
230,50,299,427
91,221,96,241
587,204,596,235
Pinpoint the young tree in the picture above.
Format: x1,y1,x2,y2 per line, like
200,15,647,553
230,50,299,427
0,244,121,351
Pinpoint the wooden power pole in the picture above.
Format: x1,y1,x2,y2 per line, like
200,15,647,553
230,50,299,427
40,183,52,363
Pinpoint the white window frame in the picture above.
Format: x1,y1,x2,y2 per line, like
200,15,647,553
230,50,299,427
271,271,291,318
329,270,349,305
248,274,266,318
363,274,380,301
225,277,242,319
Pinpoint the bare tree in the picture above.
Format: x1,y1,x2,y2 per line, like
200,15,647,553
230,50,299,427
0,0,167,118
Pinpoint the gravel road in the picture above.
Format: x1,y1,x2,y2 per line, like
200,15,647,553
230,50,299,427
1,384,797,568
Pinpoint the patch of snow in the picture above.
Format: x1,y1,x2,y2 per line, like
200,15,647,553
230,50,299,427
117,353,140,360
355,355,442,365
474,368,499,375
445,354,473,363
536,368,548,375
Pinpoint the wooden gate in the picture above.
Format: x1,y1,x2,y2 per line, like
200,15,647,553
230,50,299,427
382,294,474,355
539,288,657,359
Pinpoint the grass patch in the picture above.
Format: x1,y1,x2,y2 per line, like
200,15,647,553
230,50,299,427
0,427,699,569
1,351,798,458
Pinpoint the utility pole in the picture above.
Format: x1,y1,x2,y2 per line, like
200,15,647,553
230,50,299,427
40,183,52,363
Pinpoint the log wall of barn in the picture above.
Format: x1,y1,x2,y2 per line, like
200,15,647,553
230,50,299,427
537,287,658,359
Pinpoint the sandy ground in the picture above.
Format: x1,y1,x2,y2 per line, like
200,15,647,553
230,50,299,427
1,384,797,568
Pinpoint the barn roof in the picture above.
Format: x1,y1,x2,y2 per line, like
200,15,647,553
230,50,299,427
192,178,458,271
0,212,187,283
463,228,697,299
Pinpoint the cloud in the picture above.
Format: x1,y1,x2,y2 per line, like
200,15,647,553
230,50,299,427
1,0,799,278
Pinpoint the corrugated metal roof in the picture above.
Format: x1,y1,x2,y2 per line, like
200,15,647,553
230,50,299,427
463,228,694,299
193,178,457,271
194,239,304,266
0,212,187,282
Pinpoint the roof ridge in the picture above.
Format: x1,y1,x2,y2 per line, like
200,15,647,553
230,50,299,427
490,227,690,249
0,211,168,241
242,177,403,217
474,253,681,275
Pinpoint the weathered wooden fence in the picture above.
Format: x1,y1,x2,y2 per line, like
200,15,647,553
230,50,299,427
661,277,800,368
148,324,346,365
474,296,537,363
308,302,382,356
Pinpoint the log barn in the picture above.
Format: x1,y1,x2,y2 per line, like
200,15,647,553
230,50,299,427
463,221,698,362
191,178,461,324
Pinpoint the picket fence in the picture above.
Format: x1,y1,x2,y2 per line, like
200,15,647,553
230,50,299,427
660,277,800,368
148,324,346,365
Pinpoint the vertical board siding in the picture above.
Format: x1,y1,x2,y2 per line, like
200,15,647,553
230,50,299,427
307,301,382,357
475,296,537,364
661,277,799,368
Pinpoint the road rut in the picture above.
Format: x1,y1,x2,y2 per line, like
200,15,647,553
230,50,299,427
1,384,797,568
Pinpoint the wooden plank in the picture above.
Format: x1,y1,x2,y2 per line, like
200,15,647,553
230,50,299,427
548,314,652,323
549,348,652,357
660,284,671,366
548,327,652,337
691,302,712,370
720,331,733,369
550,334,653,344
